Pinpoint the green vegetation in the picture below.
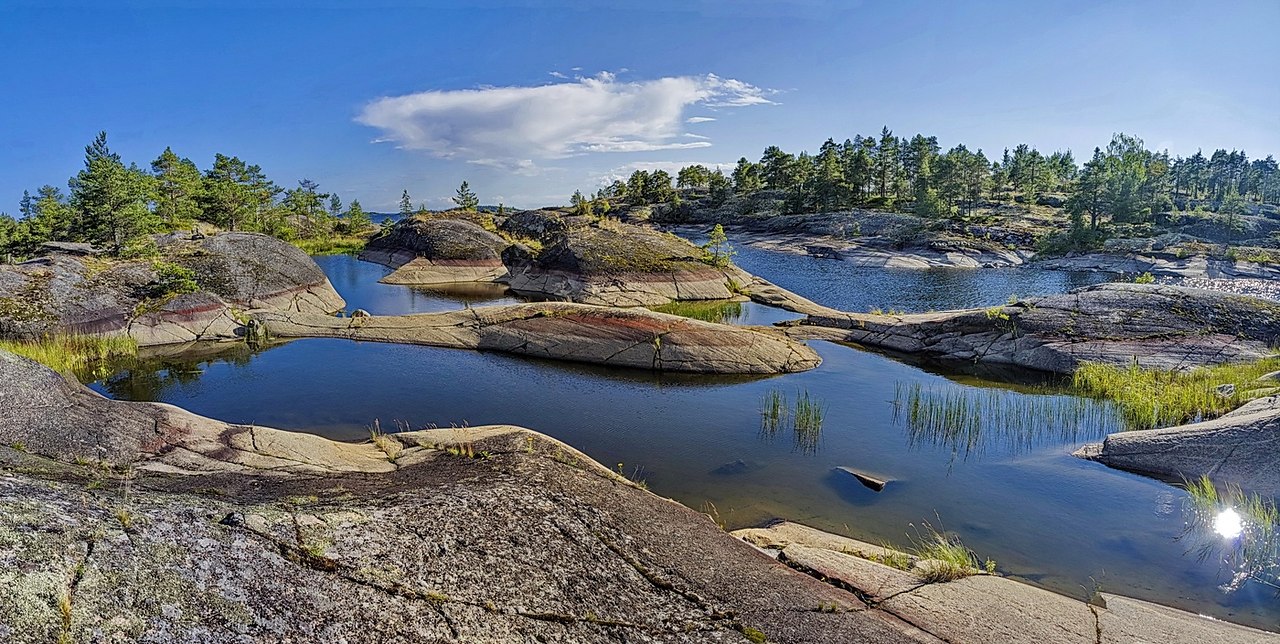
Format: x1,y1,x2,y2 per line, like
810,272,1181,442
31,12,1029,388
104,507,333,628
1072,358,1280,430
0,333,137,378
759,388,826,454
453,180,479,212
908,521,991,583
892,382,1121,460
1183,476,1279,592
0,131,379,261
148,261,200,298
700,223,735,267
1132,271,1156,284
292,235,369,256
736,625,767,643
650,299,744,324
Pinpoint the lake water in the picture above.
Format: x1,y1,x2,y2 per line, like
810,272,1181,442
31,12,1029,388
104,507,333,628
92,244,1280,631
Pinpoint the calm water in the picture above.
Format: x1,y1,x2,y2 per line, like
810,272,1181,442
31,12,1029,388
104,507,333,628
93,248,1280,631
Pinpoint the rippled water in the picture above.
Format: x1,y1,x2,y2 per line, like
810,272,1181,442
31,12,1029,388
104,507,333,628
92,248,1280,631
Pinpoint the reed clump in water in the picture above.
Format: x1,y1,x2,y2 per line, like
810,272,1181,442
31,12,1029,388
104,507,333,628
1072,358,1280,431
759,388,826,454
892,381,1120,461
0,333,138,380
650,299,745,324
1183,476,1279,592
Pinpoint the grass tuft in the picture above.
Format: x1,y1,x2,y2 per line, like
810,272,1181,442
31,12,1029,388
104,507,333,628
907,520,989,583
1072,357,1280,430
292,235,369,256
0,333,137,380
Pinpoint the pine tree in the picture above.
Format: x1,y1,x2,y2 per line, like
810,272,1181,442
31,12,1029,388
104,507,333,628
453,181,479,211
399,190,413,217
151,147,204,229
69,132,157,249
345,199,372,231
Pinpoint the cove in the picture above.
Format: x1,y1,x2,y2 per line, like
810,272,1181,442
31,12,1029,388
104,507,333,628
91,245,1280,631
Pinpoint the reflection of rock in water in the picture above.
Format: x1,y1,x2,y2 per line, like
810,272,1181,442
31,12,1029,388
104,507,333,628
891,381,1121,463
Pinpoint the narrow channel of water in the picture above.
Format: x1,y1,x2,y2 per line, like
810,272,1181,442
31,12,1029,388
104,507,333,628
91,249,1280,631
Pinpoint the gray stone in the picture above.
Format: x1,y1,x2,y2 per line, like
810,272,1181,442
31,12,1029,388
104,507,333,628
359,217,510,285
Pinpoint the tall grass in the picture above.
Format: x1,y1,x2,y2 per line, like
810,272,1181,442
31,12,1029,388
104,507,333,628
892,382,1121,461
0,333,137,379
650,300,745,324
1073,358,1280,431
759,388,826,454
907,520,993,583
292,235,368,256
1182,476,1280,592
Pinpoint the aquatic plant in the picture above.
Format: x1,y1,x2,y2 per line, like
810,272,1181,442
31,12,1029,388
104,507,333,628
759,389,788,437
892,381,1120,462
759,388,826,453
1182,476,1280,592
0,333,138,380
792,390,826,454
1072,358,1280,431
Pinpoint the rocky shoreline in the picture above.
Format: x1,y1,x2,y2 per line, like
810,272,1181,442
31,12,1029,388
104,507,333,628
2,350,1276,643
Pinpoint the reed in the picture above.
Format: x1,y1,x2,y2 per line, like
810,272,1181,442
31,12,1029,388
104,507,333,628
1182,476,1280,592
759,389,788,437
892,381,1120,461
651,299,745,324
0,333,137,379
792,390,826,454
1073,358,1280,430
908,520,988,583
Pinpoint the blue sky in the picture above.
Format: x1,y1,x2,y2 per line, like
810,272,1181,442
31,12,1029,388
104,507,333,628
1,0,1277,212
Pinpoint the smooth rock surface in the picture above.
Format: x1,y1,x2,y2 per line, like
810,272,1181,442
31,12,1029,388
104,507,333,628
253,302,822,374
359,217,510,284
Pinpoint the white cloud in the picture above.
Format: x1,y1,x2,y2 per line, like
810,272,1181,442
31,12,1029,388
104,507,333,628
683,133,711,140
356,72,774,171
548,71,568,79
686,116,717,123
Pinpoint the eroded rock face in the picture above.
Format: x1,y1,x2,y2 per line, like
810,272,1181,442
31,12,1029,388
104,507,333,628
790,283,1280,373
504,223,751,306
252,302,821,374
1075,397,1280,496
498,209,592,242
359,217,510,285
0,351,922,643
0,233,344,346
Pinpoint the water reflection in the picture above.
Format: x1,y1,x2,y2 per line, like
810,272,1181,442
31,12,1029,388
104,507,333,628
758,388,826,454
891,381,1123,464
1182,477,1280,593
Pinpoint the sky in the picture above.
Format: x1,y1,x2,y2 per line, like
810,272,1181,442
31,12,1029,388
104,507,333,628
1,0,1277,212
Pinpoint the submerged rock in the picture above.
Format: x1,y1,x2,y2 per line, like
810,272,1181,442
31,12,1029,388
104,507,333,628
252,302,821,374
0,232,344,346
359,217,510,284
836,466,891,492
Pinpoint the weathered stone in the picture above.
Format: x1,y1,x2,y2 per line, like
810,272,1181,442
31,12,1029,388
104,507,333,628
359,217,510,284
251,302,822,374
0,232,344,346
779,545,921,602
503,223,752,306
791,283,1280,374
1075,402,1280,496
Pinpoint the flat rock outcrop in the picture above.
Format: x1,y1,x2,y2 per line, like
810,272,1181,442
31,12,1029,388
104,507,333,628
1038,252,1280,280
0,232,344,346
0,350,928,643
788,282,1280,373
359,217,511,284
252,302,821,374
733,521,1279,644
504,222,752,306
1075,396,1280,496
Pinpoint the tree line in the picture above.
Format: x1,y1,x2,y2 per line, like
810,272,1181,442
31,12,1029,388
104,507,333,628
0,132,373,259
605,128,1280,236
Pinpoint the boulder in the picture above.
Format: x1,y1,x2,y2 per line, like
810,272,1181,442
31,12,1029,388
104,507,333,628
498,209,592,242
359,217,510,285
791,283,1280,373
1075,397,1280,496
252,302,822,374
0,232,344,346
503,222,752,306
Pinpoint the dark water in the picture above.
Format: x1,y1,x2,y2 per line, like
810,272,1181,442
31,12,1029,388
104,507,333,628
93,250,1280,631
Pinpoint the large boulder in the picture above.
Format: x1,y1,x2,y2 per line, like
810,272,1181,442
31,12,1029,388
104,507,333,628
498,209,593,242
252,302,821,374
359,217,510,285
1075,396,1280,496
0,232,344,346
503,222,752,306
790,283,1280,373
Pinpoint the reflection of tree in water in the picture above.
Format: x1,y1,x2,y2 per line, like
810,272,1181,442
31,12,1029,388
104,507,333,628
96,342,260,401
891,381,1122,464
1181,476,1280,593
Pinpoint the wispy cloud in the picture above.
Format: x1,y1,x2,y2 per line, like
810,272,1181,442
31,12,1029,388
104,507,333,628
356,72,774,172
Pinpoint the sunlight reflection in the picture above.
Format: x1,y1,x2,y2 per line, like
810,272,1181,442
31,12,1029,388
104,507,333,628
1214,508,1244,539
